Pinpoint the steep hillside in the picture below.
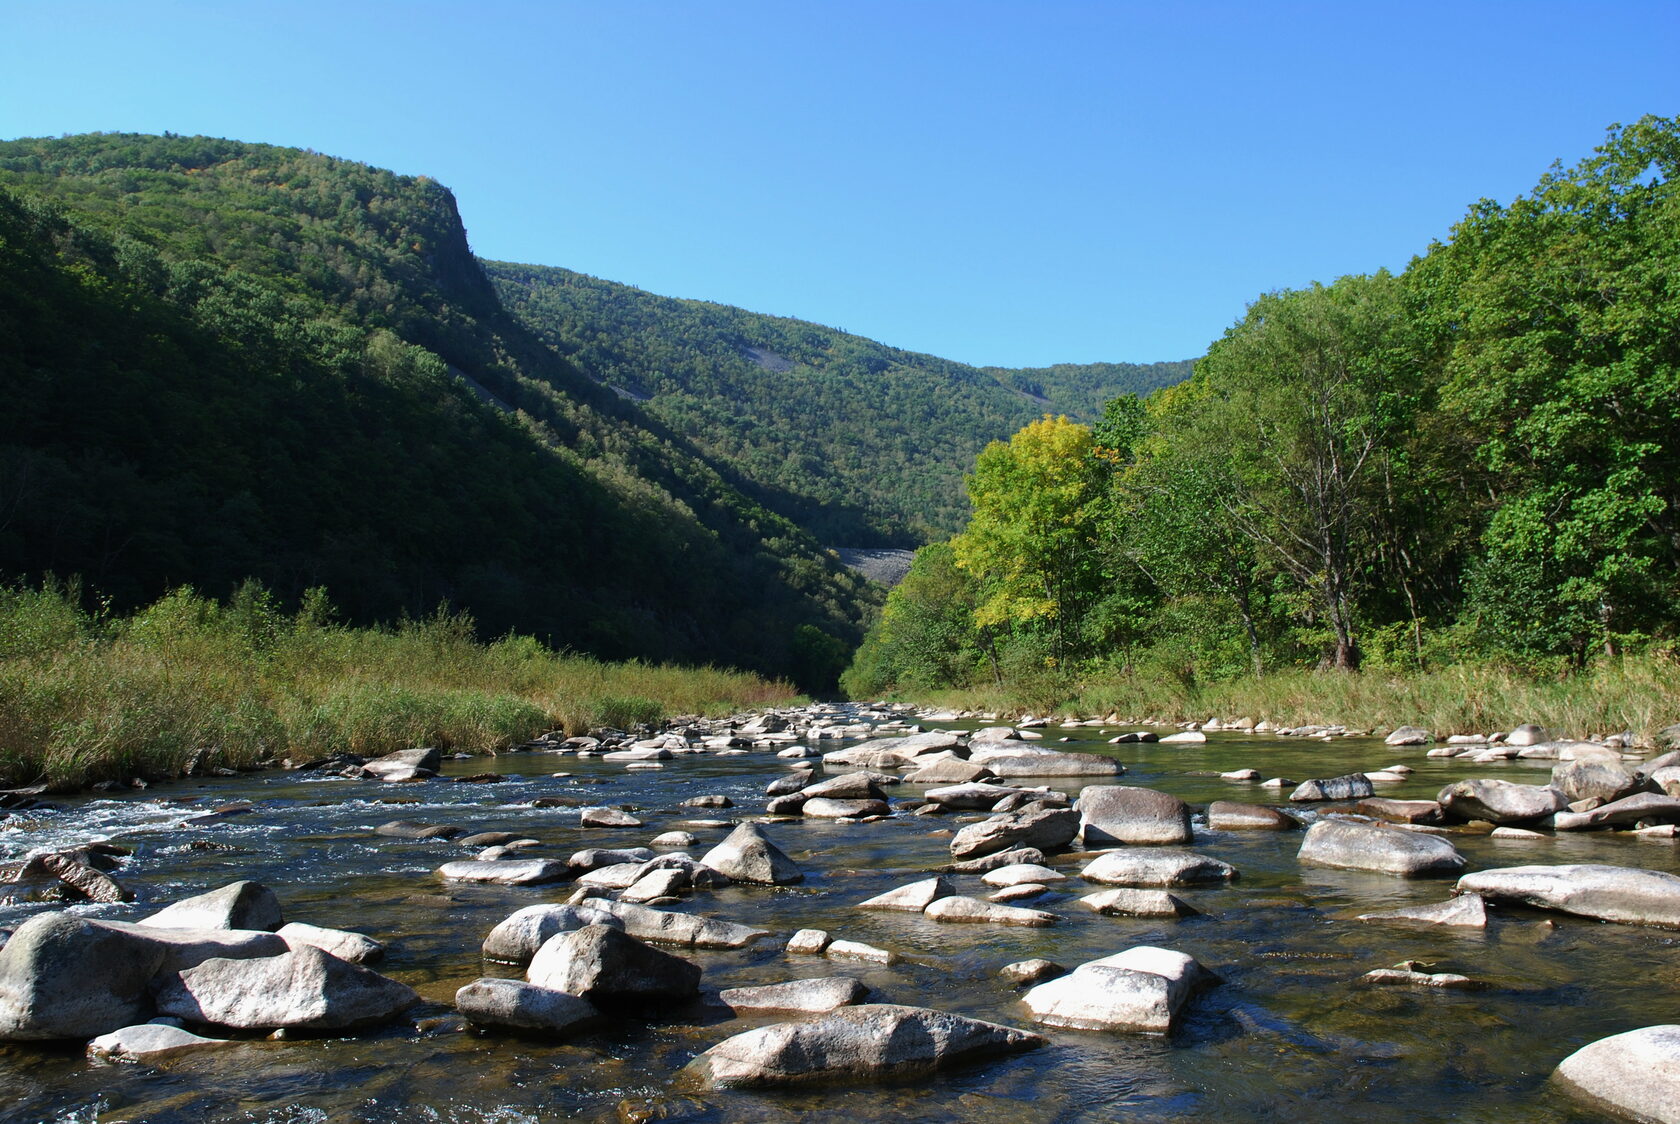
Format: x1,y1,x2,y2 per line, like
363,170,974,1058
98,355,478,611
485,262,1192,545
0,134,872,685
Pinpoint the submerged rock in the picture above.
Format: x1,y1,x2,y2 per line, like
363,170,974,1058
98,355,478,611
677,1003,1044,1089
1357,894,1489,928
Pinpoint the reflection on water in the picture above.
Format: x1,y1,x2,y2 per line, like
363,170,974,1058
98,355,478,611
0,721,1662,1122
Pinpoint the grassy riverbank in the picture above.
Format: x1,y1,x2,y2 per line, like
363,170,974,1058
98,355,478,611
906,656,1680,740
0,584,799,791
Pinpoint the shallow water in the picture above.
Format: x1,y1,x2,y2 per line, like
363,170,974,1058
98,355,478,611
0,719,1668,1123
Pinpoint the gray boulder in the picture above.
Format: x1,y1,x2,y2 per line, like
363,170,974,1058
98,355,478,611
802,797,890,819
1355,798,1444,825
858,876,954,912
700,824,803,885
983,752,1126,779
925,783,1027,810
454,977,602,1034
375,820,461,840
580,807,642,828
1506,723,1549,746
1554,1024,1680,1123
1080,849,1237,887
981,864,1066,888
526,925,700,1005
154,944,417,1030
139,880,283,931
823,732,962,770
802,772,894,800
923,896,1057,927
1457,863,1680,927
1078,889,1195,918
950,808,1079,861
482,903,626,963
1289,775,1376,803
436,859,569,885
903,760,993,785
569,847,656,872
1552,759,1642,804
717,977,868,1014
949,847,1048,874
362,746,442,781
1077,785,1191,846
1021,946,1214,1032
1564,792,1680,830
1385,726,1433,746
277,923,383,964
1438,779,1568,824
590,900,771,950
677,1003,1044,1089
1207,801,1299,831
1297,819,1466,877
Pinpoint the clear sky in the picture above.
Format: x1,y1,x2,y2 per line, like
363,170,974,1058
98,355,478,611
4,1,1676,367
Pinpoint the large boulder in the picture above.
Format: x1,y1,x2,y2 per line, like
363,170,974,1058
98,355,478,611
526,925,700,1005
1558,793,1680,830
823,733,962,770
1021,946,1214,1032
1457,864,1680,927
454,978,602,1034
717,977,868,1014
1289,775,1376,803
903,759,993,785
677,1003,1044,1089
1080,849,1237,887
802,797,890,819
801,772,894,801
1552,759,1642,805
1077,786,1191,846
700,824,803,885
924,783,1028,810
139,880,283,931
154,944,418,1030
950,808,1079,861
1297,819,1466,877
1437,779,1568,824
482,904,625,963
1356,798,1443,825
1554,1024,1680,1123
1385,726,1433,746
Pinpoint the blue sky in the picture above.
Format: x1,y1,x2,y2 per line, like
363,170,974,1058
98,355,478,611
5,1,1676,366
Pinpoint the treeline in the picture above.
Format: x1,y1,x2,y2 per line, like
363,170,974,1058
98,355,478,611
0,134,872,688
846,118,1680,700
486,261,1191,545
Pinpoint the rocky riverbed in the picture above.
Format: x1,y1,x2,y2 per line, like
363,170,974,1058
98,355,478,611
4,705,1680,1122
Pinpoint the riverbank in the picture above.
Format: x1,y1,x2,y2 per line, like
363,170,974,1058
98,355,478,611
0,585,799,792
899,655,1680,743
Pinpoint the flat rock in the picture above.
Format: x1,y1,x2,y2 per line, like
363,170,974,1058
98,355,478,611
924,783,1028,810
1000,959,1065,985
139,881,283,932
802,772,894,801
1356,798,1443,825
1207,801,1299,831
1158,731,1206,744
1077,785,1191,846
903,760,994,785
701,823,803,885
87,1022,232,1061
1552,759,1642,804
1555,1024,1680,1123
526,925,700,1004
858,876,954,912
677,1003,1044,1089
1572,792,1680,829
825,940,898,965
1358,893,1489,927
1021,946,1213,1032
1080,849,1237,887
362,747,441,780
982,752,1126,778
949,847,1047,873
718,976,868,1013
651,831,698,848
981,864,1066,888
482,904,625,963
1078,888,1195,918
454,977,602,1034
1438,779,1567,824
1298,819,1466,877
923,896,1057,926
1457,863,1680,927
437,859,568,886
786,929,831,955
154,944,417,1030
1385,726,1433,746
1289,775,1376,803
591,900,770,950
568,847,656,872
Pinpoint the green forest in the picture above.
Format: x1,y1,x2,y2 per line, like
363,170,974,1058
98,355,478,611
486,261,1189,545
846,117,1680,711
0,133,874,689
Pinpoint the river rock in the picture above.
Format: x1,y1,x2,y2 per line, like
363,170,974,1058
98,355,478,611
482,904,625,963
677,1003,1044,1089
569,847,656,872
580,807,642,828
826,940,898,965
1355,798,1443,825
700,823,802,884
454,977,602,1034
802,797,891,819
458,831,522,848
576,862,646,891
651,831,698,848
1298,819,1466,877
786,929,831,955
923,896,1057,926
1021,946,1214,1032
1357,893,1488,927
361,746,441,781
925,783,1027,810
823,732,962,769
802,772,895,800
1289,774,1376,803
0,914,165,1039
950,808,1079,861
154,944,417,1030
1080,849,1237,887
1358,963,1483,989
1551,759,1642,805
1077,786,1191,846
1001,959,1065,985
765,773,811,797
591,900,771,950
1438,779,1568,824
278,923,383,964
1458,863,1680,927
1568,792,1680,829
1506,724,1549,746
527,925,700,1005
620,867,689,903
904,759,993,785
981,864,1066,888
983,752,1126,779
36,853,129,903
858,876,954,912
1207,801,1299,831
87,1022,232,1061
718,976,868,1014
1078,888,1194,918
1385,726,1433,746
1554,1024,1680,1123
437,859,568,885
140,880,283,932
949,847,1048,873
375,819,462,840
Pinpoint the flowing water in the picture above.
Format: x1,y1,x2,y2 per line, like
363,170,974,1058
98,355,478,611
1,717,1671,1123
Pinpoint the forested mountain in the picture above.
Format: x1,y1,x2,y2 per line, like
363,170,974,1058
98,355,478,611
849,116,1680,696
485,262,1191,545
0,133,873,687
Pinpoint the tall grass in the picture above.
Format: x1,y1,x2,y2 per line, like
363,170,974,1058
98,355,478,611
0,583,799,791
911,655,1680,740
